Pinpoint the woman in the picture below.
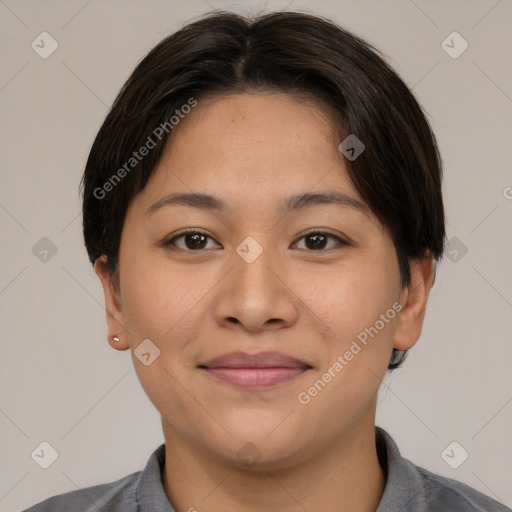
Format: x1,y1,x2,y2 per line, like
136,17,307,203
24,9,510,512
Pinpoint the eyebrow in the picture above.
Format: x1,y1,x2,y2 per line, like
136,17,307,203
146,191,369,217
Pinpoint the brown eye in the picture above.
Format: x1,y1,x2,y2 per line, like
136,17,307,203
305,233,328,250
294,232,348,251
183,233,208,250
164,231,221,251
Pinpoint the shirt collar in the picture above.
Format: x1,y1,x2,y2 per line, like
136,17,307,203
136,443,176,512
375,426,427,511
135,428,425,512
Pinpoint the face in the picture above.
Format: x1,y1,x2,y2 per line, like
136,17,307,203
96,91,433,470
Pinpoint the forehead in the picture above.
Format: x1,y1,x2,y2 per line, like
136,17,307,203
131,92,372,223
170,90,341,157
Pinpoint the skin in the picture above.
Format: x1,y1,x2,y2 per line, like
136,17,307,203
95,91,434,512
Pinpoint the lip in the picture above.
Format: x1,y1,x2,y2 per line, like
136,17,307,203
198,351,312,389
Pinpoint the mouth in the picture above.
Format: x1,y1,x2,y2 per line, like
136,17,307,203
198,351,312,389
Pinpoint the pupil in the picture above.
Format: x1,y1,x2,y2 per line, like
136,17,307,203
186,233,206,249
307,234,326,250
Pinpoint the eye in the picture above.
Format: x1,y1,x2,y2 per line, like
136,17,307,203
164,230,221,251
163,229,349,252
293,231,348,251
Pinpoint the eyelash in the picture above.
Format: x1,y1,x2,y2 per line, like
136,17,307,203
163,228,349,252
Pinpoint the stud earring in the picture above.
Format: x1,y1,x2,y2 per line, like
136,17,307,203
112,335,120,343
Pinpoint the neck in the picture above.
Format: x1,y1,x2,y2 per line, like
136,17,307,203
161,415,386,512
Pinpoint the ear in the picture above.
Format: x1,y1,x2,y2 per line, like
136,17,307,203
94,255,129,351
393,256,436,351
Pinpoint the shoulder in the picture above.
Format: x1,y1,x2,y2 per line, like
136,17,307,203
21,471,140,512
376,427,511,512
415,464,511,512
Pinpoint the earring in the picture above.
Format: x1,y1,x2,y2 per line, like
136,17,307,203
112,335,120,343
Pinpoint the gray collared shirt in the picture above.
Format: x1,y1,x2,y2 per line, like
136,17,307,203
22,427,511,511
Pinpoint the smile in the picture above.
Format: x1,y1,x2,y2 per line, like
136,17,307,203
203,367,309,389
198,351,312,389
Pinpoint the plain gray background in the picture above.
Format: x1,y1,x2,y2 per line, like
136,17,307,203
1,0,511,511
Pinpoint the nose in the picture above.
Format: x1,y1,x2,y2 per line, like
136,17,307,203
212,239,300,333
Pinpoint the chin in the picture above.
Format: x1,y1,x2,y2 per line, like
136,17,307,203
203,417,312,470
224,440,308,473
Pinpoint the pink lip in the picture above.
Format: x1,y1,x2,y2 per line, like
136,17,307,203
199,351,311,389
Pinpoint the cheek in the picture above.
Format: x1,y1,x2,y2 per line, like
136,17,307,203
293,256,399,408
293,258,398,344
295,273,397,434
119,257,207,422
119,253,216,345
